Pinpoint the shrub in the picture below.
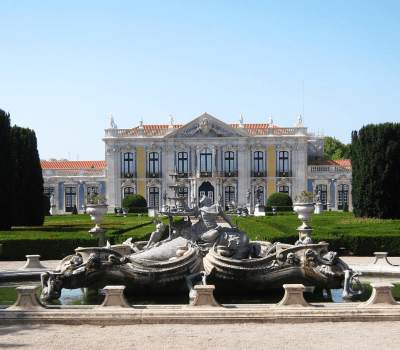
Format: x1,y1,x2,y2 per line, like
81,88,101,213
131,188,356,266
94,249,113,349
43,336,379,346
267,193,293,207
121,194,147,208
71,205,78,215
43,194,50,216
343,203,349,212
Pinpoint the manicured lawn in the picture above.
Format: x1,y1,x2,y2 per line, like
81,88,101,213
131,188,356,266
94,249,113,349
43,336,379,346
1,211,400,260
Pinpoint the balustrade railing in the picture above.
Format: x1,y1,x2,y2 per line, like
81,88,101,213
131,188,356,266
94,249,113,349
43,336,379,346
276,170,292,177
121,172,137,179
252,171,265,177
309,165,352,173
146,172,162,178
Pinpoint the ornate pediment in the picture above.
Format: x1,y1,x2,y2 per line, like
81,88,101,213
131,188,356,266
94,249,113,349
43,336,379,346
175,143,191,153
251,141,266,152
147,179,161,187
222,143,238,152
165,113,247,139
121,179,136,188
223,178,236,186
276,141,291,151
146,142,161,153
252,178,266,187
122,143,135,153
277,178,290,186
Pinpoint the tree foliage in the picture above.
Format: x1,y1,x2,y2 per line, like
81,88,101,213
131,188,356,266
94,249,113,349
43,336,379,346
11,126,44,226
324,136,351,160
0,109,14,230
351,123,400,219
121,194,147,208
267,193,293,207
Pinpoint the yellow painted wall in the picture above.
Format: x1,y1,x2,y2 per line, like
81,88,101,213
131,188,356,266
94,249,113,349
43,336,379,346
137,147,146,197
267,146,276,196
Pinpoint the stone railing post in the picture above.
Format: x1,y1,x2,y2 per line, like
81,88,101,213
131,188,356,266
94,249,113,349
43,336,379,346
187,285,221,308
8,286,46,310
276,284,311,307
95,286,132,309
363,283,398,306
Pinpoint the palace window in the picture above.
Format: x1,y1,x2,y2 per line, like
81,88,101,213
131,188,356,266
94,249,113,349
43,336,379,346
178,152,188,173
200,148,212,172
338,184,349,210
149,152,159,174
224,186,235,209
224,152,234,172
279,151,288,172
87,186,99,196
149,187,159,207
124,187,134,197
178,187,188,198
254,152,263,172
65,187,76,212
279,186,289,194
44,187,54,199
124,152,134,174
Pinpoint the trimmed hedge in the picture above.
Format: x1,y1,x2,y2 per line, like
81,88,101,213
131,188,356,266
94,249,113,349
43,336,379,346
267,193,293,207
121,194,147,208
265,206,294,212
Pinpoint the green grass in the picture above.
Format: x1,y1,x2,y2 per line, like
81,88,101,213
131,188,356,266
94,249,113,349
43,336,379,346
1,211,400,260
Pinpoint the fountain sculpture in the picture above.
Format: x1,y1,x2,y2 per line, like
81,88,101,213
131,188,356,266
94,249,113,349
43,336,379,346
40,188,362,302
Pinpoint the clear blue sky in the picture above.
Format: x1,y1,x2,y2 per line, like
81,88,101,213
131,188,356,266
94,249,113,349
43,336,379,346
1,0,399,161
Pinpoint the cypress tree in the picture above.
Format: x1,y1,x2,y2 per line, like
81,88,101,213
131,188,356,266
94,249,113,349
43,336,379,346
351,123,400,219
0,109,14,230
11,126,44,226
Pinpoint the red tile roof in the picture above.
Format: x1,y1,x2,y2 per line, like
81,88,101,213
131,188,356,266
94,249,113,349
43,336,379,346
41,161,106,169
308,159,351,166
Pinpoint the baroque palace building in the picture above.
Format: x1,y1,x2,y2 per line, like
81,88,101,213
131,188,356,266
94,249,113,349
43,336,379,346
41,113,353,214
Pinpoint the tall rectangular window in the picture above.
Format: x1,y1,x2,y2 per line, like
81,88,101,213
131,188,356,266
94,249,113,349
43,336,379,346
124,152,134,173
178,152,188,173
224,152,234,172
65,187,76,212
254,152,263,172
149,152,159,173
279,151,289,172
200,148,212,172
149,187,159,207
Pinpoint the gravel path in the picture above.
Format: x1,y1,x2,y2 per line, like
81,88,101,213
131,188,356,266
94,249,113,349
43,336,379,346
1,322,400,350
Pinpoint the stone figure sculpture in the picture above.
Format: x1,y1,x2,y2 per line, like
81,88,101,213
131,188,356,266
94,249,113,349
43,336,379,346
163,190,168,204
186,271,210,302
169,114,174,128
238,114,243,126
294,114,303,127
246,189,251,205
108,115,117,129
50,193,55,206
143,219,166,250
255,187,261,204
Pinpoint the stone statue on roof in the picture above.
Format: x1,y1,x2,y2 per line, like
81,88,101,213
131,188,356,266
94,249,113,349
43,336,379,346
169,114,174,129
108,115,117,129
294,114,303,127
238,114,244,127
269,116,273,126
139,118,143,128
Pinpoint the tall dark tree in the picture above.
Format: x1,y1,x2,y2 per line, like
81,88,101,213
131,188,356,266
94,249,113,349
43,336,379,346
351,123,400,219
0,109,14,230
11,126,44,226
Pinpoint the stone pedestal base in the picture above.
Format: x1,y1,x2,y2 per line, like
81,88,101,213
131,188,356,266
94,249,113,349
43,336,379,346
188,285,221,308
253,204,265,217
96,286,132,309
19,255,45,270
90,229,106,247
246,204,253,215
9,286,46,310
148,208,158,217
276,284,310,307
314,202,323,214
50,205,56,215
363,283,397,306
373,252,393,266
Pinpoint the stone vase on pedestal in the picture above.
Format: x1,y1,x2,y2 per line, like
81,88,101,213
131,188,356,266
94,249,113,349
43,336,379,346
293,203,315,242
86,204,109,247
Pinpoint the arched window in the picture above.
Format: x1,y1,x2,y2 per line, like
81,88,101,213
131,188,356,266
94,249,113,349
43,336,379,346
178,152,188,174
200,148,212,174
123,152,134,177
149,187,159,207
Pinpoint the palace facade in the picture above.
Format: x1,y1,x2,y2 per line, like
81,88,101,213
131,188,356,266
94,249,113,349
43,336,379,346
41,113,352,214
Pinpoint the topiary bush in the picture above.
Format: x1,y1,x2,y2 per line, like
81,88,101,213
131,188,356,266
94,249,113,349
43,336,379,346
343,203,349,212
43,193,50,216
71,205,78,215
267,193,293,207
121,194,147,208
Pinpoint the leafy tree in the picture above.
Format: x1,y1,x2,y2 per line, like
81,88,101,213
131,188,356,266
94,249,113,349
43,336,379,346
11,126,44,226
0,109,14,230
324,136,351,160
351,123,400,219
267,193,293,207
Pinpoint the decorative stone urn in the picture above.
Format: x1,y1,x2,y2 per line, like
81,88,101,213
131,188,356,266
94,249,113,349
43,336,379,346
293,203,315,243
293,203,315,229
86,204,108,247
122,208,129,217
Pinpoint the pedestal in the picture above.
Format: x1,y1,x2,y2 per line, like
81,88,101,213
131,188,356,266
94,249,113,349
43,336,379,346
148,207,158,217
254,204,265,217
276,284,310,307
314,202,323,214
187,285,221,308
50,205,56,215
246,204,253,215
96,286,132,309
90,229,106,247
19,255,45,270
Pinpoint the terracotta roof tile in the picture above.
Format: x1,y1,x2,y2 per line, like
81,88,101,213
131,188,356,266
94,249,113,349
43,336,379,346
308,159,351,166
41,161,106,169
